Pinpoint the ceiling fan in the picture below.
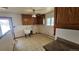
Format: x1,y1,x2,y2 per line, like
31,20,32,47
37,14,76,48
32,8,45,17
32,9,36,17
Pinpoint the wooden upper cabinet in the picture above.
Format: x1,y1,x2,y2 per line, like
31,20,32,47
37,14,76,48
70,8,79,25
55,7,70,25
32,17,37,25
36,14,45,25
55,7,79,25
22,14,45,25
54,7,79,29
22,14,33,25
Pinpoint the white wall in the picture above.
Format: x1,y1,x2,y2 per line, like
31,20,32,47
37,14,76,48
38,12,54,36
38,25,54,36
0,13,22,26
0,31,14,51
55,28,79,44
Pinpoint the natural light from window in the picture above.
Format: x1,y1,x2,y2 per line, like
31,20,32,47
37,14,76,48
46,17,54,26
51,17,54,26
46,18,51,26
0,19,10,35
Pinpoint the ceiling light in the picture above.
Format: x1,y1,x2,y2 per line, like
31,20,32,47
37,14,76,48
32,9,36,18
32,14,36,17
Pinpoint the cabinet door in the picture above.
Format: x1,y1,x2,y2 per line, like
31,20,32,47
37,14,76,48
69,8,79,25
22,14,45,25
55,7,79,29
56,7,70,25
22,14,33,25
32,17,37,25
36,14,45,24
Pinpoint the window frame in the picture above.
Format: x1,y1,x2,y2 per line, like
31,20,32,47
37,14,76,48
0,16,12,39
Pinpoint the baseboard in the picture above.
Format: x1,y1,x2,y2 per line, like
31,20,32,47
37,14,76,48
14,33,55,40
38,33,55,39
15,36,25,39
14,33,37,39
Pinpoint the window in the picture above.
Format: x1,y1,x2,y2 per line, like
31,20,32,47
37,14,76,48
46,18,51,26
46,17,54,26
51,17,54,26
0,17,11,37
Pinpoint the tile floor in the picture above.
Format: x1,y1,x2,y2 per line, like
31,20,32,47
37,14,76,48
14,34,54,51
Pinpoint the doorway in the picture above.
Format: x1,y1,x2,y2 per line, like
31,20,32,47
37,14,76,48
0,17,15,39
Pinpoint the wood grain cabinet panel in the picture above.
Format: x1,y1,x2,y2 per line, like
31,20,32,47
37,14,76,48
36,14,45,25
54,7,79,30
69,8,79,25
22,14,45,25
22,14,33,25
56,8,71,25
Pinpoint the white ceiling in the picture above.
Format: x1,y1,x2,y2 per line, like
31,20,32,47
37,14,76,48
0,7,54,14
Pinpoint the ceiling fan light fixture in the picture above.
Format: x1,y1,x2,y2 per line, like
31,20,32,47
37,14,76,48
32,14,36,17
32,9,36,18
